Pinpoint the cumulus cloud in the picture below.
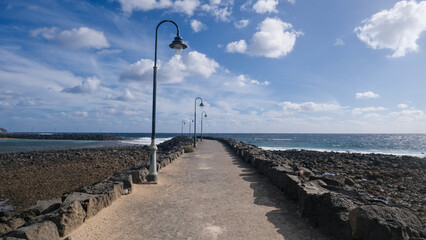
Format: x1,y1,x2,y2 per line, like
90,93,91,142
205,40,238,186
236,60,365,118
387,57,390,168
253,0,278,14
185,51,219,77
190,19,206,32
279,101,342,112
116,0,199,15
174,0,200,15
120,51,219,83
352,107,386,115
234,19,250,29
201,0,232,21
31,27,110,49
227,17,301,58
63,76,102,94
226,40,247,53
356,91,380,99
231,74,270,87
354,1,426,58
106,89,137,101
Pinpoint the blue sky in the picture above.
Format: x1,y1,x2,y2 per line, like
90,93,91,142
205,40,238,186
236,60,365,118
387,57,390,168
1,0,426,133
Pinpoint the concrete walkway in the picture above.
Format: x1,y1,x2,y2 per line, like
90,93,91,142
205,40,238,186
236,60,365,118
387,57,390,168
68,140,329,240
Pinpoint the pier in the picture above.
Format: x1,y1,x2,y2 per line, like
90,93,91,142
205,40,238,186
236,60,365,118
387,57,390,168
68,140,328,239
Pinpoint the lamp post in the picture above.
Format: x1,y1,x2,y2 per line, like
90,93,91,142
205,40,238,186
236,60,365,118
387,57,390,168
193,97,204,147
201,111,207,141
188,118,193,137
148,20,187,183
181,121,186,136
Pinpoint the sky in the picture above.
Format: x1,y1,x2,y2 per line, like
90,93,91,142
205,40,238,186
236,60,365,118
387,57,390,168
1,0,426,133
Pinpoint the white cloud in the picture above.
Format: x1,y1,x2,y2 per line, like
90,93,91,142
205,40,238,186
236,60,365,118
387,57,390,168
334,38,345,46
116,0,173,14
355,1,426,58
63,76,102,94
31,27,110,49
201,1,232,21
106,89,137,101
279,101,342,112
226,40,248,53
397,103,408,109
234,19,250,29
250,17,301,58
352,107,386,115
185,51,219,78
356,91,380,99
120,51,219,83
253,0,278,14
227,17,301,58
116,0,199,16
287,0,295,4
190,19,206,32
233,74,270,87
173,0,200,15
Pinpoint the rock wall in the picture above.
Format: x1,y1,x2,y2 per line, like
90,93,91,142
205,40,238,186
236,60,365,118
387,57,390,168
209,137,425,240
0,136,193,240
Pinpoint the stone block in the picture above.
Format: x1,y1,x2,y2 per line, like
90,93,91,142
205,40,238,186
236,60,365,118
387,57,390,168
128,168,149,184
20,198,62,221
349,205,423,240
63,192,104,219
7,221,59,240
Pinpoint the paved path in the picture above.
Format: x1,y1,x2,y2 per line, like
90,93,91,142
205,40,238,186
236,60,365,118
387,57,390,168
68,140,329,240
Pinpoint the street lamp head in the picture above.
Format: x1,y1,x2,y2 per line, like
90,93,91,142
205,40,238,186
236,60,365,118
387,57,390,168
199,102,204,107
205,113,207,117
169,35,187,55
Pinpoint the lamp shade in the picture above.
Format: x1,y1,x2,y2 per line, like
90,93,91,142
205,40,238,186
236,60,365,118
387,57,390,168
169,36,187,55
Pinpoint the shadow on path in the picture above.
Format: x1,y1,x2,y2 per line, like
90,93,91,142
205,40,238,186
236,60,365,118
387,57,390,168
223,146,329,240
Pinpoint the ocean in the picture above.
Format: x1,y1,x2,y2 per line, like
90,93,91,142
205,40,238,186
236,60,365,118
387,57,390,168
1,133,425,158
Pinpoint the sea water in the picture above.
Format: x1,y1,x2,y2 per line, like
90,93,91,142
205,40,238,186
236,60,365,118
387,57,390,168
1,133,425,157
207,133,426,158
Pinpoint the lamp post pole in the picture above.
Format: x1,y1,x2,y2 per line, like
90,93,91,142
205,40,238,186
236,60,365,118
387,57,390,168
193,97,204,147
181,121,186,135
201,111,207,141
148,20,187,183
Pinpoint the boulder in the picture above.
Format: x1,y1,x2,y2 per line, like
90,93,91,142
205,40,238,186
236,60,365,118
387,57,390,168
303,192,355,239
63,192,104,219
20,198,62,221
35,201,86,237
349,205,423,240
128,168,149,184
110,173,133,193
77,181,123,207
6,221,59,240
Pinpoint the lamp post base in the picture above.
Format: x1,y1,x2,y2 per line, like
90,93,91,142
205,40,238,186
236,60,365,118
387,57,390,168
146,172,158,183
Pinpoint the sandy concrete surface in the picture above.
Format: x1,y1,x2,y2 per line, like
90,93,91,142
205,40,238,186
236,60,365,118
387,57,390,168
67,140,329,240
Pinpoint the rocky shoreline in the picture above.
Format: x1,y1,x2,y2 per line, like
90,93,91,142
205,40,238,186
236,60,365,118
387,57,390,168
0,136,193,238
209,137,425,240
272,149,425,222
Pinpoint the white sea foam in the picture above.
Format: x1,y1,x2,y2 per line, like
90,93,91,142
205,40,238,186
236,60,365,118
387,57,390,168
259,146,425,158
120,137,172,146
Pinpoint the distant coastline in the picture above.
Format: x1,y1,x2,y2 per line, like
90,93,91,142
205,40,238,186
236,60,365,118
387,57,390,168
0,132,124,141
